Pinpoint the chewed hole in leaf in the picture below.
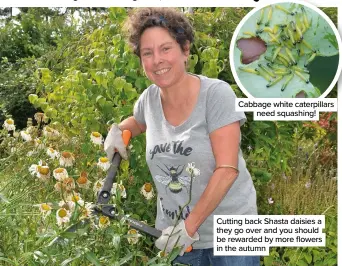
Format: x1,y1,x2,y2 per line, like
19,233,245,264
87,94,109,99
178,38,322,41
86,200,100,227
237,37,267,64
296,90,307,98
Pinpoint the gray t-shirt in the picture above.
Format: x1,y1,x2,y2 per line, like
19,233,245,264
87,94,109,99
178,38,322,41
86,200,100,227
134,74,257,249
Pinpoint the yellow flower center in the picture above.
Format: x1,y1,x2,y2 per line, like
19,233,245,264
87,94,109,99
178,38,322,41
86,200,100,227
49,147,55,152
58,208,67,218
95,181,102,189
55,168,65,174
77,175,88,184
92,132,101,138
41,203,51,211
119,184,125,191
6,119,14,125
72,195,80,202
35,139,42,144
38,166,49,175
62,152,72,158
128,229,137,235
144,183,152,192
80,171,87,178
100,157,109,163
99,216,109,225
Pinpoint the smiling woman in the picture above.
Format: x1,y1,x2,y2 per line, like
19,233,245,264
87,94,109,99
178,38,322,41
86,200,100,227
104,7,259,266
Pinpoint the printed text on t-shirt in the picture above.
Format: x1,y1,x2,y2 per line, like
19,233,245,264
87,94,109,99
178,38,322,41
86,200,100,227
150,140,193,160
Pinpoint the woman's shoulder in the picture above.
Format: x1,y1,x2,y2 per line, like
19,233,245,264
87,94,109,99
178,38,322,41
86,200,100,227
196,74,235,97
196,74,231,89
138,83,159,100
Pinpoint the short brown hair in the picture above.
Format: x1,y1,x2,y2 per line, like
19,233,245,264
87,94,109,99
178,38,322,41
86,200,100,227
124,8,194,57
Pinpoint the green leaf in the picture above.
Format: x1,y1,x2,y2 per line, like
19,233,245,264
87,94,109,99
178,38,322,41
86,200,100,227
297,259,308,266
263,256,274,266
38,68,52,85
0,257,16,265
85,252,102,266
61,254,81,266
118,253,133,265
59,231,78,239
28,94,38,104
96,95,106,107
303,253,312,264
0,193,10,203
45,107,58,119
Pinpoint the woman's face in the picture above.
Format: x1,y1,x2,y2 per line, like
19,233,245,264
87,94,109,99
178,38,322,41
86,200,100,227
140,27,189,89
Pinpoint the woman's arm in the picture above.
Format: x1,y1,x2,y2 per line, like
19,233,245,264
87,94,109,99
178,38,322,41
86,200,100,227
184,121,240,237
118,116,146,137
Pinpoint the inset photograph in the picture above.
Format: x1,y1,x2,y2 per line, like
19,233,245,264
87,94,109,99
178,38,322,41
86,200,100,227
230,2,341,98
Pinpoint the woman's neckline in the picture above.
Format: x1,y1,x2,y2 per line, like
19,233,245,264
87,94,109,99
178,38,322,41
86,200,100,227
158,73,203,131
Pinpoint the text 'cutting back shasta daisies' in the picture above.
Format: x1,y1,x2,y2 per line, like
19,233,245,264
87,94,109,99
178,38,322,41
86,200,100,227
213,215,325,256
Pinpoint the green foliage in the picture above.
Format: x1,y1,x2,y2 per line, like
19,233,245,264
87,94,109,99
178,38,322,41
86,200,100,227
262,213,337,266
0,7,338,266
0,8,79,129
0,57,39,129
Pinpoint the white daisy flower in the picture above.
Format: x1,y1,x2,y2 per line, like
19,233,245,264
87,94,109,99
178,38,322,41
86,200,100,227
157,250,167,258
29,164,38,176
76,171,91,189
36,165,50,182
13,131,19,138
140,183,154,200
43,126,60,138
268,197,274,205
62,177,76,193
53,168,68,181
56,208,71,227
186,162,200,177
29,161,49,181
80,202,94,220
54,177,75,194
59,152,75,167
112,181,126,198
59,200,75,212
34,138,45,150
3,118,15,131
90,132,103,145
47,147,60,159
67,192,84,206
93,179,104,196
36,203,52,219
98,215,110,229
26,126,35,134
97,157,110,171
127,229,142,244
34,112,49,123
20,130,32,142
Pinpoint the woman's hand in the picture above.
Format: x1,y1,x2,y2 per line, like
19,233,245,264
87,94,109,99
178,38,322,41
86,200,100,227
104,124,128,161
155,220,199,256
